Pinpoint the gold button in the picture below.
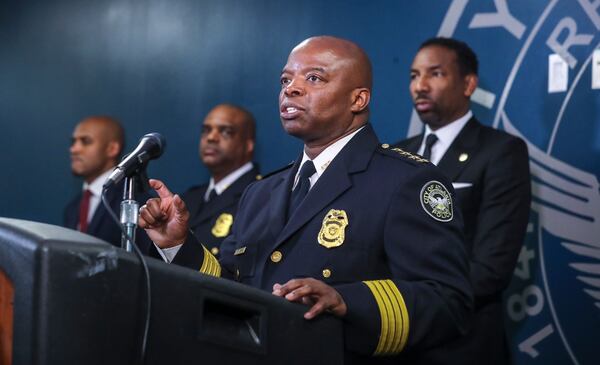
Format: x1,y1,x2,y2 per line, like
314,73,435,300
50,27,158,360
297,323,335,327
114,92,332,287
210,247,219,255
322,269,332,278
256,174,263,180
270,250,283,263
381,143,390,149
459,153,469,162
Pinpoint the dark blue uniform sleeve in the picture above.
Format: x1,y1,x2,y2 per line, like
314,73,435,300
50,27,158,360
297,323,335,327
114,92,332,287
167,232,222,277
336,165,473,355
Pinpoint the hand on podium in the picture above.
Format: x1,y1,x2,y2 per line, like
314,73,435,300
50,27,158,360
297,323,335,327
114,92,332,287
272,278,347,320
139,179,190,248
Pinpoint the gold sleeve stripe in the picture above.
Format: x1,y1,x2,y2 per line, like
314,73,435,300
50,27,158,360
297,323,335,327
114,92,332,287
368,281,396,353
199,246,222,277
376,281,399,352
363,279,410,355
364,281,390,353
382,280,409,352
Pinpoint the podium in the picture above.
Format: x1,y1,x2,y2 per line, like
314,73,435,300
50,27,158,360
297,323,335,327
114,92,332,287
0,218,344,365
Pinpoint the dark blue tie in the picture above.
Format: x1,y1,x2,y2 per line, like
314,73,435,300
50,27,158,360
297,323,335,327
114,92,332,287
422,133,438,160
288,160,316,218
206,189,218,202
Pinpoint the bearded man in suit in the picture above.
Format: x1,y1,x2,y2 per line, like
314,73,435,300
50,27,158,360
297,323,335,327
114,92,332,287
395,37,531,364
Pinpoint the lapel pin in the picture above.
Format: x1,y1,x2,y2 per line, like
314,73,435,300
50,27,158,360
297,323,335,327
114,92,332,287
459,153,469,162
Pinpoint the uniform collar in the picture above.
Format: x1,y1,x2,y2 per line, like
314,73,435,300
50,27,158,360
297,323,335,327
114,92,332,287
295,125,365,189
206,161,254,199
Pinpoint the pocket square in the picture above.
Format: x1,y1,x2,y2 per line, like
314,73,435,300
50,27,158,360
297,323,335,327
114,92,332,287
452,182,473,189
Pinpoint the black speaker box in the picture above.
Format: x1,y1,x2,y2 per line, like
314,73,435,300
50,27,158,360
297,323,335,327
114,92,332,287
0,218,344,365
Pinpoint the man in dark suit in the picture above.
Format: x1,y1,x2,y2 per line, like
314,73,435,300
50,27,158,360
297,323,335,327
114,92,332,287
64,116,151,252
176,104,259,260
139,36,473,362
395,37,531,364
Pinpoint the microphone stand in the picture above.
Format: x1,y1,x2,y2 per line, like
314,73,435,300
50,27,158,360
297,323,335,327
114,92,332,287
102,156,153,365
120,175,139,252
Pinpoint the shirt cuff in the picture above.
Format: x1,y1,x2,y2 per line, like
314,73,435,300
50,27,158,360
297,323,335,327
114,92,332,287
154,242,183,263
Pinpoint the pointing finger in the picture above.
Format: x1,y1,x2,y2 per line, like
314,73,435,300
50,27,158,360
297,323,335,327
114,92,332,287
173,194,187,214
149,179,174,200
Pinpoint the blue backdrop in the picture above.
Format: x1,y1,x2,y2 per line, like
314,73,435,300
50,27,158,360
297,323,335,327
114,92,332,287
1,1,598,363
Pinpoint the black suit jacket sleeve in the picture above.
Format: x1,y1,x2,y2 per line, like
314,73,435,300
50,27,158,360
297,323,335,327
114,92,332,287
470,136,530,302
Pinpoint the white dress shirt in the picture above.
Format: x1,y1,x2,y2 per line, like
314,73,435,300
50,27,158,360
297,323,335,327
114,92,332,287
417,111,472,166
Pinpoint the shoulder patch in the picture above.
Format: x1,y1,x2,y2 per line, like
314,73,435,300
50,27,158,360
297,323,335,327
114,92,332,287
260,162,294,180
420,180,453,222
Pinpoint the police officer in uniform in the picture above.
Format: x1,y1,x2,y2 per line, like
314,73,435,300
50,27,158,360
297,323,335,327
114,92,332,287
140,36,473,363
157,104,259,265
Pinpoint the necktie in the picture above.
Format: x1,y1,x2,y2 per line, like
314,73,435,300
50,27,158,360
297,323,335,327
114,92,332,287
288,160,316,218
78,189,92,233
207,189,218,202
422,133,438,161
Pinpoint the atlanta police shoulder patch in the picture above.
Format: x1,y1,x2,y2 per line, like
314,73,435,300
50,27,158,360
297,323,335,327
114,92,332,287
420,180,453,222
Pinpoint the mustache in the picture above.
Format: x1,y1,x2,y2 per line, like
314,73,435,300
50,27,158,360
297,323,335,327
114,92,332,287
414,93,431,102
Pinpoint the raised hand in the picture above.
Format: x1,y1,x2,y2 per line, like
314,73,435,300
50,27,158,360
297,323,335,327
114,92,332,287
139,179,189,248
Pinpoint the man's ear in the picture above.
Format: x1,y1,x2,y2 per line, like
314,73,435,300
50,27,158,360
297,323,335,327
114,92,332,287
246,139,255,156
464,74,478,97
106,141,121,160
350,88,371,113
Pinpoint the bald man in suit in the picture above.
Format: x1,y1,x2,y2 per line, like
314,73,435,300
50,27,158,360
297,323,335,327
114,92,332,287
64,116,152,253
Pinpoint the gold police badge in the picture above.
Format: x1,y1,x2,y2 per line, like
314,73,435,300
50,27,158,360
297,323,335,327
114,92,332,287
420,181,453,222
211,213,233,237
318,209,348,248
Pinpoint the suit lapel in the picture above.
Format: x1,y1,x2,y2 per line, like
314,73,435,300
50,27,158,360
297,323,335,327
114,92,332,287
437,118,480,181
193,190,234,225
87,185,119,236
268,160,298,240
191,167,259,226
272,125,377,248
64,194,81,229
187,186,208,226
403,135,423,154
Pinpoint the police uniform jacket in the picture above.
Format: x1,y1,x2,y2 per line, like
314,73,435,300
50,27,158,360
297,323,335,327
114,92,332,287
178,165,260,258
396,117,531,364
180,124,473,361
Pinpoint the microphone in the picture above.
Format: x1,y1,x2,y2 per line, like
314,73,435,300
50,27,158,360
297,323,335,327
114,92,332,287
103,133,166,189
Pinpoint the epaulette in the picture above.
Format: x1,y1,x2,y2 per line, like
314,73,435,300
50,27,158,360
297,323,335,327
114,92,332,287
378,143,429,164
259,161,295,180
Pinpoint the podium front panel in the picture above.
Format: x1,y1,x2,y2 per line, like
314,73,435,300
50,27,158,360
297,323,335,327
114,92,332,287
0,218,344,365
